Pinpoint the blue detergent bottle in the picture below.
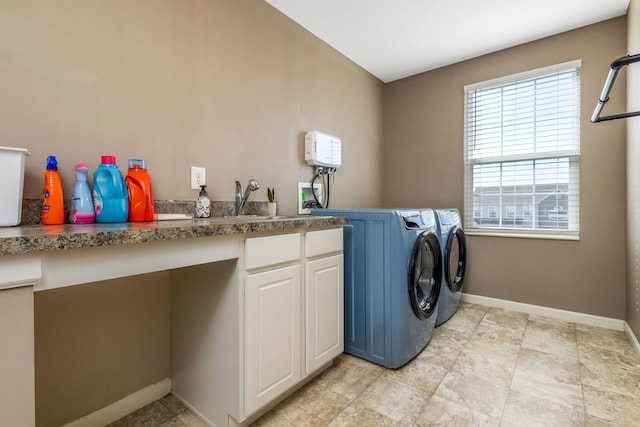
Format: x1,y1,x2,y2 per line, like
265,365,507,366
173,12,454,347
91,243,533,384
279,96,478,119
93,155,129,223
69,164,95,223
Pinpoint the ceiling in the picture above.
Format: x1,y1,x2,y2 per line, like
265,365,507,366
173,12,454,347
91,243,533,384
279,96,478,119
264,0,630,83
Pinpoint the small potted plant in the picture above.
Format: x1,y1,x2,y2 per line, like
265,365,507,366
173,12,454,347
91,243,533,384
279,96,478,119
267,187,277,217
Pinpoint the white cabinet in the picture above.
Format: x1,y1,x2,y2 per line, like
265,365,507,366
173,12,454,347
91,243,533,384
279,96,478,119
244,233,302,416
305,228,344,374
242,228,343,420
245,264,301,414
305,254,343,373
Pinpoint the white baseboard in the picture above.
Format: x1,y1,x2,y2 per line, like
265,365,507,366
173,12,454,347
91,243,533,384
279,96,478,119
63,378,172,427
461,293,625,331
625,322,640,355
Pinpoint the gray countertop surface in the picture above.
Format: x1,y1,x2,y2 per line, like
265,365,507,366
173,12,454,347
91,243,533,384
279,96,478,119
0,215,346,256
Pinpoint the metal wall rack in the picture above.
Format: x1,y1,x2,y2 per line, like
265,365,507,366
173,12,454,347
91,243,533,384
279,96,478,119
591,53,640,123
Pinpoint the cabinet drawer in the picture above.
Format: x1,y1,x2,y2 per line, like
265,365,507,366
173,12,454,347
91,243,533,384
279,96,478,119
305,228,343,258
245,233,301,270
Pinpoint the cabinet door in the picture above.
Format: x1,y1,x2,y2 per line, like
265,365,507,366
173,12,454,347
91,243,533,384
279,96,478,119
305,255,344,374
245,265,301,415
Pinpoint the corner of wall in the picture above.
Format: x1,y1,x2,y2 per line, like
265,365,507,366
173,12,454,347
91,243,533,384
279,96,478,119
627,0,640,337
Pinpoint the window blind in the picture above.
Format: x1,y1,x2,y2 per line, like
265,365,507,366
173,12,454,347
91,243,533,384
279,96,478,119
464,60,581,237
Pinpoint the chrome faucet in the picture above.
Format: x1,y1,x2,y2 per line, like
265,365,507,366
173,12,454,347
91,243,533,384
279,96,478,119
235,179,260,215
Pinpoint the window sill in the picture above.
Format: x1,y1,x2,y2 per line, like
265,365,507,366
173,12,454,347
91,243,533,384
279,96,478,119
465,229,580,241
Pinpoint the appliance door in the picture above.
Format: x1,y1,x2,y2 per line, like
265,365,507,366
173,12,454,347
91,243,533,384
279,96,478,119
409,231,442,319
445,227,467,293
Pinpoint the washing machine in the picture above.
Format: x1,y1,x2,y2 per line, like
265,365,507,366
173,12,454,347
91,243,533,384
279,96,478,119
311,208,442,369
434,208,467,326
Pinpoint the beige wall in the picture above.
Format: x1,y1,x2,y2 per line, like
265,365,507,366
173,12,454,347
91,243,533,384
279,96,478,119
384,18,627,318
9,1,385,426
4,0,384,213
8,1,633,424
627,1,640,336
35,272,171,427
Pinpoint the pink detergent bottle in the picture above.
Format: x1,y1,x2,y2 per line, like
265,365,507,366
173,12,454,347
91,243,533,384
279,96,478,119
69,164,95,223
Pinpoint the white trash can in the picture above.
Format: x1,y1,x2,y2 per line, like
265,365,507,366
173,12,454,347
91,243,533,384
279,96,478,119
0,146,31,226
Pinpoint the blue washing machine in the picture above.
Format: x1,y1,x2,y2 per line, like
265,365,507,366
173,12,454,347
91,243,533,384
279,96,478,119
434,208,467,326
311,208,442,369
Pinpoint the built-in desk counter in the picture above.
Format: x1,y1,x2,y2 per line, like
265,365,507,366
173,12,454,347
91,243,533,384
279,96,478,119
0,215,344,291
0,215,346,427
0,215,344,256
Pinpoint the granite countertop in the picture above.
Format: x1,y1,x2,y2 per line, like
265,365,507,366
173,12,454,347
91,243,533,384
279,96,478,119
0,215,346,257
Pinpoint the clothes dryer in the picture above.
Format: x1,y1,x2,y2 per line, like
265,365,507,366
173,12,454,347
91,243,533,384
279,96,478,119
311,208,442,369
434,208,467,326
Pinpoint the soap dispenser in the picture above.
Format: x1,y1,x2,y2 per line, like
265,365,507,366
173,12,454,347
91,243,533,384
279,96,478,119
195,185,211,218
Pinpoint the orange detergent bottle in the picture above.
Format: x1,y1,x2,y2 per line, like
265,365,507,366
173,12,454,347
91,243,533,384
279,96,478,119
41,155,65,224
125,159,155,222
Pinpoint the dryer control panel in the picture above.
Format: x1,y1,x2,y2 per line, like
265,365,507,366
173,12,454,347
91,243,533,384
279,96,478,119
398,210,436,230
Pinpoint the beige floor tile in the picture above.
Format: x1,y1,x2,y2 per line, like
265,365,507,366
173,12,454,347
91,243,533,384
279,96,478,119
459,302,490,312
434,371,509,419
501,389,585,426
159,416,188,427
452,337,519,387
176,411,209,427
108,401,176,427
314,353,385,400
486,306,529,318
579,345,640,396
527,314,575,326
583,384,640,425
160,394,189,415
335,352,388,373
328,401,402,427
417,327,468,369
383,356,448,394
249,411,296,427
516,347,580,383
414,395,499,427
473,310,528,346
510,366,584,409
355,376,429,425
578,341,640,374
521,317,577,358
584,414,627,426
438,304,487,338
511,347,583,409
116,304,640,427
576,324,638,358
580,365,640,397
271,381,351,427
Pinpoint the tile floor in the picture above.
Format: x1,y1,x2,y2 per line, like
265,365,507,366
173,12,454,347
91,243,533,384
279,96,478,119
110,302,640,426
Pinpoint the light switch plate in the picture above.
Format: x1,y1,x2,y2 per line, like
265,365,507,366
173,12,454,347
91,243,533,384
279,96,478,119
191,167,206,190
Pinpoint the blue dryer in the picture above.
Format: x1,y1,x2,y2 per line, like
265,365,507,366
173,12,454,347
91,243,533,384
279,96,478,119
434,208,467,326
311,208,442,369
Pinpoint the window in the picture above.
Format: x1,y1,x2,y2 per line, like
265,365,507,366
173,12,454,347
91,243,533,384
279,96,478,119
505,206,515,219
464,60,580,238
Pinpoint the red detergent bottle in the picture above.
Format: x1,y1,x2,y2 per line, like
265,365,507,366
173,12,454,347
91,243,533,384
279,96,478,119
125,159,155,222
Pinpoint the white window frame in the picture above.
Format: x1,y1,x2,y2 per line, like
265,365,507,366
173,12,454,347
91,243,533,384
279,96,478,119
463,60,581,240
